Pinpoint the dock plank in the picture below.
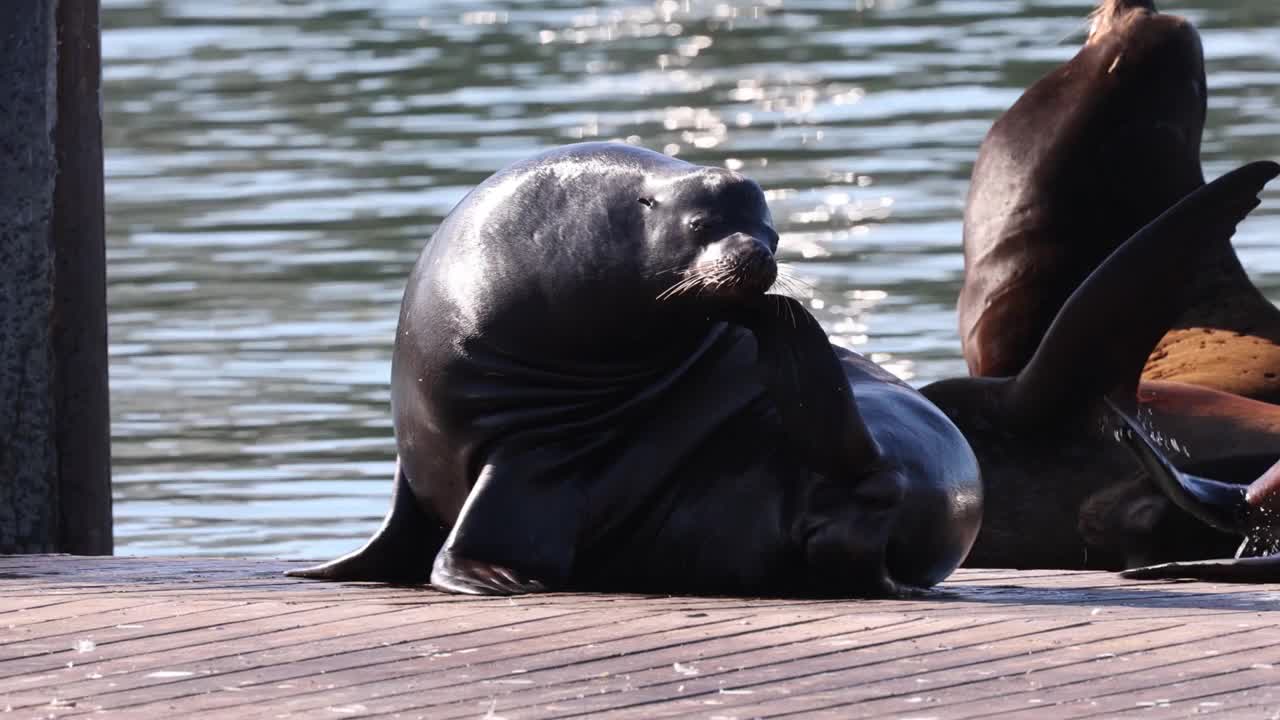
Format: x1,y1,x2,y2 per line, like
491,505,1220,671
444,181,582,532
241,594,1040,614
1,555,1278,719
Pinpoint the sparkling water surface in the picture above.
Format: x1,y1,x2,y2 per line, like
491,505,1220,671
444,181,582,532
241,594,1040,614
103,0,1280,558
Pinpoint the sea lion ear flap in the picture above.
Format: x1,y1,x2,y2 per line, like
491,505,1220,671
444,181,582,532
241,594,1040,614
1005,160,1279,426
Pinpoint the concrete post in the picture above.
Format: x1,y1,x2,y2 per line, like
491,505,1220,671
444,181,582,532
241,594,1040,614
0,0,111,554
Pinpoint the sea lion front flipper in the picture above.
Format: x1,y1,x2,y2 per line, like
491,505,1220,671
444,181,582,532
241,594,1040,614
428,445,588,595
1120,555,1280,582
430,550,547,596
285,458,444,583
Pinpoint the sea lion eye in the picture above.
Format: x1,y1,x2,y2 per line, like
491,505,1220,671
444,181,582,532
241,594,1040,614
638,196,656,208
688,216,706,232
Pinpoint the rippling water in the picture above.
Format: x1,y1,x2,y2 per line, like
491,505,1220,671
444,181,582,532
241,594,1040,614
103,0,1280,557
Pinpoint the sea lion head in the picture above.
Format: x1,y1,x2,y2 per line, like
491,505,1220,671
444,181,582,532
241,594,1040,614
640,167,779,307
1087,0,1157,44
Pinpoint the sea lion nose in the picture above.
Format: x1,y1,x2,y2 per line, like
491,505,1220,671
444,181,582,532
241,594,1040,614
721,232,777,295
723,230,774,254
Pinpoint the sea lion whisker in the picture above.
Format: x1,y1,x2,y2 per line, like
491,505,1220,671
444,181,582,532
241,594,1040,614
649,262,694,280
775,272,812,297
769,291,798,328
656,273,703,301
767,293,788,322
774,263,812,287
721,268,745,290
655,283,681,301
771,275,805,299
699,266,731,286
681,269,721,299
712,268,737,290
657,273,707,301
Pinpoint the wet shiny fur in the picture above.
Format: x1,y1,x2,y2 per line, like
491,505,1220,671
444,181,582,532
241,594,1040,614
289,143,982,596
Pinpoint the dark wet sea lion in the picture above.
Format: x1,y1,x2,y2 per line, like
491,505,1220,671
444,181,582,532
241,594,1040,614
288,142,982,596
926,161,1279,570
959,0,1280,403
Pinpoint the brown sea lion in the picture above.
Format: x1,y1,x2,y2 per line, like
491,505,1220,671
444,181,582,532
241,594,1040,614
927,161,1280,570
959,0,1280,403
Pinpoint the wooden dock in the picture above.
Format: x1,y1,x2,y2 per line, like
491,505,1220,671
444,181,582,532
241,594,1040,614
2,556,1279,718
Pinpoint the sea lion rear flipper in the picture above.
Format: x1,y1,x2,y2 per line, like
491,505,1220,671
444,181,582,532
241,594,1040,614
1006,161,1280,423
1120,555,1280,582
285,459,443,583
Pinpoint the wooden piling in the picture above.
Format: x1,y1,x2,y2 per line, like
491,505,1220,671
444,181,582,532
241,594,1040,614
0,0,110,554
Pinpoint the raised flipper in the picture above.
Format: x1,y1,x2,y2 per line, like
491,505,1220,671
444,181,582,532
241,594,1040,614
1006,161,1280,422
1247,459,1280,508
990,160,1279,579
285,459,444,583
